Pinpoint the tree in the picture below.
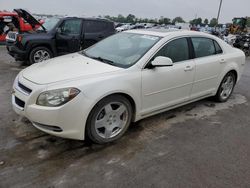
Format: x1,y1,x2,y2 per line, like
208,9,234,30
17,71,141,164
210,18,218,27
190,18,202,26
204,18,209,25
163,18,171,25
172,17,185,24
247,17,250,27
126,14,136,23
117,14,126,23
196,18,202,25
159,17,171,25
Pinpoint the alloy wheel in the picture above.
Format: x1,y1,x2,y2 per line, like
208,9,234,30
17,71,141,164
33,50,51,63
220,75,235,100
94,102,128,139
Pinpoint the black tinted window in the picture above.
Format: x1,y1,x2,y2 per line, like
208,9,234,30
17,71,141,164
191,37,216,58
85,21,107,33
154,38,189,63
214,40,223,54
59,19,81,35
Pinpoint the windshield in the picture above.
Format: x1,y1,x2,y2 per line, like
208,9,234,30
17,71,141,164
83,32,161,68
38,18,60,31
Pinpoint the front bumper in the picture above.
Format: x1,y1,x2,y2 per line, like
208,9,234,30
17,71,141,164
6,42,27,61
12,75,90,140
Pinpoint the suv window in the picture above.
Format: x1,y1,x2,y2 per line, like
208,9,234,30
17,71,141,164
154,38,189,63
191,37,216,58
85,20,106,33
59,19,82,35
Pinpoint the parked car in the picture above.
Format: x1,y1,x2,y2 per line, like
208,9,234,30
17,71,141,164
130,24,145,29
6,9,115,64
115,24,132,32
0,9,43,44
12,30,245,144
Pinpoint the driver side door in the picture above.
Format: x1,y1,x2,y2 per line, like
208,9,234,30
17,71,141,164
141,37,195,116
56,19,83,55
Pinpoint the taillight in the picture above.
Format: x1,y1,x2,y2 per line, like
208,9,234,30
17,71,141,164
17,35,22,42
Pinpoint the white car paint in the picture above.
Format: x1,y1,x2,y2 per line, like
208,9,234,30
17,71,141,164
12,30,245,140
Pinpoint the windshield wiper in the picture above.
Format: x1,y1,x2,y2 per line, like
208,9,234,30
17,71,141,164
90,56,116,66
81,51,89,57
81,51,116,66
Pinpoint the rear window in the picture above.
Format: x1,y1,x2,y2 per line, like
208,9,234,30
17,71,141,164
85,20,110,33
214,40,223,54
191,37,216,58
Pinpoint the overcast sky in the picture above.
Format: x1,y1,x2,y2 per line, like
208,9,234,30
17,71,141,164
0,0,249,23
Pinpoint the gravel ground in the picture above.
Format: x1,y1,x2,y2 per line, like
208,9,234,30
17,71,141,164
0,46,250,188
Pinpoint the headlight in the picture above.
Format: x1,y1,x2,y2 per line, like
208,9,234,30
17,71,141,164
36,88,80,107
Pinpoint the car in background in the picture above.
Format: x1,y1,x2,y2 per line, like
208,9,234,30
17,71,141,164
6,11,115,64
0,9,43,44
12,30,245,144
116,24,132,32
130,24,145,29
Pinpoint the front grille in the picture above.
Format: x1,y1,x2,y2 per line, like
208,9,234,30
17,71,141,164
18,82,32,94
15,96,25,108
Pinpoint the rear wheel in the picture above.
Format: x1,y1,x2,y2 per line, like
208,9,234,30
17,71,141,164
86,95,133,144
29,46,53,64
214,72,236,102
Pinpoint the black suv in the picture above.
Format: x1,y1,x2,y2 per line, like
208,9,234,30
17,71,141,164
6,9,115,64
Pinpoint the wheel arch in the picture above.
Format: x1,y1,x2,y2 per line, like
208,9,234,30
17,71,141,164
228,69,238,82
27,43,55,58
84,92,138,140
88,92,137,122
215,67,239,96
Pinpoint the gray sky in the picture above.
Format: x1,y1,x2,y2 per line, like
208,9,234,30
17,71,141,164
0,0,249,23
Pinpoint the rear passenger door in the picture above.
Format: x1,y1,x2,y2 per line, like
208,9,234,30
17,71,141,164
190,37,224,99
82,20,113,49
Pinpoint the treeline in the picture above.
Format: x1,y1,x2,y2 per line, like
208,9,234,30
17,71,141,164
103,14,221,27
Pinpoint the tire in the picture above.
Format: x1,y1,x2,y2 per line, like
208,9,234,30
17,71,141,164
86,95,133,144
214,72,236,102
29,46,53,65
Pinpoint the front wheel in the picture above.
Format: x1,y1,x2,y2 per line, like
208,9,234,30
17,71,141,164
29,46,53,64
214,72,236,102
86,95,133,144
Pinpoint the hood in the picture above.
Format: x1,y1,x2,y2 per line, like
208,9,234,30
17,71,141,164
14,9,45,30
22,53,122,85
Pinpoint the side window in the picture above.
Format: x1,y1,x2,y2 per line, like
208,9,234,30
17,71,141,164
191,37,216,58
85,21,106,33
59,19,81,35
154,38,190,63
214,40,223,54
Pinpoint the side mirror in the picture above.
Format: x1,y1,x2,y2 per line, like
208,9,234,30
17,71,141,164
56,27,62,34
151,56,173,67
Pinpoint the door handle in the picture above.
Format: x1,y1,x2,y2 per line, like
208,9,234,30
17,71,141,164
184,65,193,72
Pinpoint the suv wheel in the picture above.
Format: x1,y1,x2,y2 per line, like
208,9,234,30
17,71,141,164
86,95,133,144
29,47,53,64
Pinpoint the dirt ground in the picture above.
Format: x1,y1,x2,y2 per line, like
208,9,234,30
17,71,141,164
0,46,250,188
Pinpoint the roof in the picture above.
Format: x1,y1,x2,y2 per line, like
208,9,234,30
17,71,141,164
62,16,113,22
125,29,215,38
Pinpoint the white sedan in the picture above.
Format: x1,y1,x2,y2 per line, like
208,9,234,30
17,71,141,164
12,30,245,144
